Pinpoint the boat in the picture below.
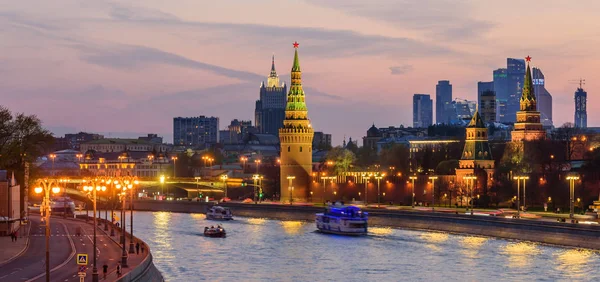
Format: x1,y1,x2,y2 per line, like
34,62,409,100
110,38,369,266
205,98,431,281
316,205,368,236
206,206,233,221
204,226,226,238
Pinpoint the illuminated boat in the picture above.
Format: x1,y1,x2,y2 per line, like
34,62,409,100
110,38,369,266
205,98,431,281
204,226,226,238
316,205,368,236
206,206,233,221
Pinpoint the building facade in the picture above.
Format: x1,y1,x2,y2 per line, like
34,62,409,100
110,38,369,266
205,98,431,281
64,132,104,150
255,56,287,136
506,58,526,123
532,67,553,127
413,94,433,128
511,57,546,142
493,68,509,123
575,87,587,128
81,139,171,153
436,80,452,124
173,116,219,147
313,131,332,149
279,43,314,203
480,90,496,123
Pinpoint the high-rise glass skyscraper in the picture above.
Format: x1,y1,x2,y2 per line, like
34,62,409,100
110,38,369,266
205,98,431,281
436,80,452,124
506,58,526,123
574,87,587,128
493,68,508,122
413,94,433,128
532,67,553,127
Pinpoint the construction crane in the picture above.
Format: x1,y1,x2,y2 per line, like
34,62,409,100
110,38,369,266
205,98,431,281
569,78,586,89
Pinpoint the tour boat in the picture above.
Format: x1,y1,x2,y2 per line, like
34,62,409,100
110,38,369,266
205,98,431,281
204,226,226,238
206,206,233,221
316,205,368,236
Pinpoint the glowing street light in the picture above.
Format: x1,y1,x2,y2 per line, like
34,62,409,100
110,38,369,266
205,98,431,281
287,175,296,205
374,173,384,207
81,178,108,282
34,179,62,282
409,175,418,208
463,175,477,215
171,156,178,177
428,176,438,211
566,175,580,221
221,174,229,200
513,175,529,217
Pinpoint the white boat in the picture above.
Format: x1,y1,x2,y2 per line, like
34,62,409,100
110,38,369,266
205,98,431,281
206,206,233,221
316,205,368,236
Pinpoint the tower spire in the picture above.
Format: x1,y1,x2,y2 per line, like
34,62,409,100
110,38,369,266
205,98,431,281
267,54,279,87
520,55,536,111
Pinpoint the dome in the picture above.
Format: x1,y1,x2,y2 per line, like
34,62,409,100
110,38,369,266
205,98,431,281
367,124,380,137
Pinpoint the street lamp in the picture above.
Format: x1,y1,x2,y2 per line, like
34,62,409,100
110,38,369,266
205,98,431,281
361,173,371,206
194,177,201,199
464,175,477,215
81,178,108,282
287,175,295,205
159,175,165,197
513,175,529,217
240,156,248,172
254,159,261,174
566,175,580,221
374,173,384,207
49,153,56,176
429,176,438,211
253,174,261,203
115,182,129,267
409,175,418,208
221,175,228,200
34,179,62,282
171,156,178,178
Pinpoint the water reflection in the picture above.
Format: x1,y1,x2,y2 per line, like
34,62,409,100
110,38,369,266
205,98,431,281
152,212,175,261
420,232,449,252
554,249,597,279
280,221,304,235
502,242,541,268
370,227,393,236
190,213,205,220
460,236,488,260
247,218,266,225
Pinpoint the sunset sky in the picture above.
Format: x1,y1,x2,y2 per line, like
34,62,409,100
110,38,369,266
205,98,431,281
1,0,599,145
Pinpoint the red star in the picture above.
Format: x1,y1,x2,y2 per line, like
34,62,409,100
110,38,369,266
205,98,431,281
525,55,532,62
293,41,299,48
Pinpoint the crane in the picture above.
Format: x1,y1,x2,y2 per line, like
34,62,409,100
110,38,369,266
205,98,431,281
569,78,586,89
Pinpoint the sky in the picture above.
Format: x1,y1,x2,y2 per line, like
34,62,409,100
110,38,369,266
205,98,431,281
1,0,599,145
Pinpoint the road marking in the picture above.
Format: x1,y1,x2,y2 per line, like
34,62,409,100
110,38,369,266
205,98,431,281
24,221,77,282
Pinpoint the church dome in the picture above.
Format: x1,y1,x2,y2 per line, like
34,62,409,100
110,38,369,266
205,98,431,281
367,124,380,137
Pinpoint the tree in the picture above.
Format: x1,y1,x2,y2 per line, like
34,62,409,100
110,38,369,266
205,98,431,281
324,147,356,175
356,145,378,168
379,144,410,174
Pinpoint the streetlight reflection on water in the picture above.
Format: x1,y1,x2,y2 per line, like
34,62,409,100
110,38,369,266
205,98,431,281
280,221,304,235
503,242,541,268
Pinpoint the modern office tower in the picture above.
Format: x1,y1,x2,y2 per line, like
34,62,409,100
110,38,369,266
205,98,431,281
436,80,452,124
511,57,545,141
574,87,587,128
173,116,219,147
477,81,494,115
413,94,433,128
255,56,287,136
480,90,497,123
493,68,509,122
506,58,526,123
279,43,314,203
532,67,553,127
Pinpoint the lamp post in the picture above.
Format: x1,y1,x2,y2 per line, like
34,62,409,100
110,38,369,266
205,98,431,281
566,175,579,221
362,173,371,206
125,177,139,254
194,177,201,199
255,159,261,174
171,156,178,178
374,173,384,207
429,176,438,211
34,179,62,282
221,175,228,200
253,174,260,203
513,176,529,217
287,175,295,205
464,175,477,215
240,156,248,173
409,175,417,208
81,178,108,282
115,180,131,267
49,153,56,176
159,175,165,198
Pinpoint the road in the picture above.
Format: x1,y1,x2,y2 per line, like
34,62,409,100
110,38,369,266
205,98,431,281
0,215,124,282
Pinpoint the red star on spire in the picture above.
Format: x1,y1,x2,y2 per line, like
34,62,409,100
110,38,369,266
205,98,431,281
293,41,299,48
525,55,532,62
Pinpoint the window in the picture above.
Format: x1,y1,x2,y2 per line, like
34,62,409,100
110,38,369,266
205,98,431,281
288,146,290,152
300,147,303,152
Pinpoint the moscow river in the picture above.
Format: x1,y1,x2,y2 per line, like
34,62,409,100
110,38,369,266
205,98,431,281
128,211,600,282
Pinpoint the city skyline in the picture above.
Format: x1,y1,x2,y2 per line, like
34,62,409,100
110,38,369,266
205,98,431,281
1,1,599,145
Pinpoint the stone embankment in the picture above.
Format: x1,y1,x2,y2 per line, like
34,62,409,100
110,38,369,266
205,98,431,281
133,200,600,250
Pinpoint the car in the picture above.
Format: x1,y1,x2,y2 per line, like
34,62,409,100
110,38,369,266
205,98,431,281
242,198,253,203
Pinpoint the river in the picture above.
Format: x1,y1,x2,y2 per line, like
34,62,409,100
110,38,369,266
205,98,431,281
127,211,599,281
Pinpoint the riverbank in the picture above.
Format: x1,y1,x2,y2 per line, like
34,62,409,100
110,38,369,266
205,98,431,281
133,200,600,250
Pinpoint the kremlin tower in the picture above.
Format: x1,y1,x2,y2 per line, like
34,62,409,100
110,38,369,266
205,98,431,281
456,110,495,187
279,42,314,203
511,56,546,141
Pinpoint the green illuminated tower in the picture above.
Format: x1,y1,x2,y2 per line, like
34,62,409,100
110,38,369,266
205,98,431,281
279,42,314,203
